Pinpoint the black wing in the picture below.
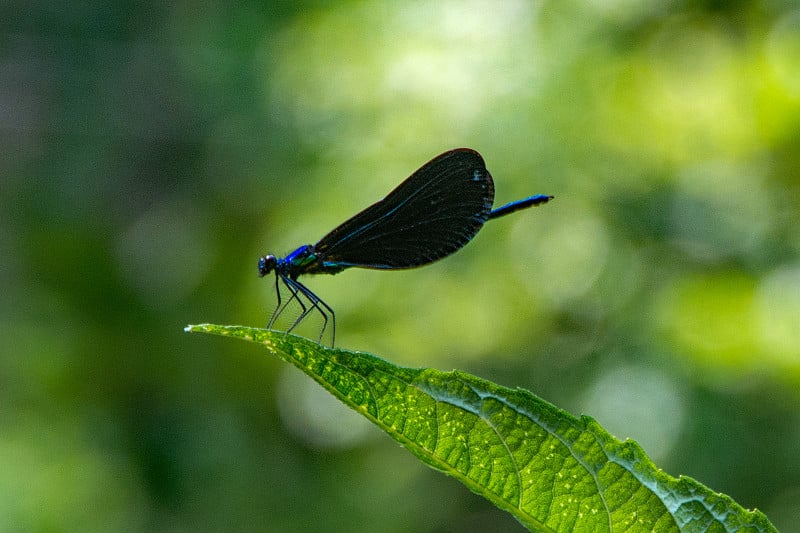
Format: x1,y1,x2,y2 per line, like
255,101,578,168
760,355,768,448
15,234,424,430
314,148,495,269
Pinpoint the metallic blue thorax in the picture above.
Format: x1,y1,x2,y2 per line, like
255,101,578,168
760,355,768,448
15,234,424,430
282,245,346,278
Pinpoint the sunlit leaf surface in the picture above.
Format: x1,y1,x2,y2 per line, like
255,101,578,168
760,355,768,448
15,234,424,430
186,325,777,533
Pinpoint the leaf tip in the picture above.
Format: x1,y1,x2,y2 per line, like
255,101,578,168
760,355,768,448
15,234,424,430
184,323,213,334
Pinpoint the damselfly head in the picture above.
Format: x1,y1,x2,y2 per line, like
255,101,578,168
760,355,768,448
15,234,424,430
258,255,278,277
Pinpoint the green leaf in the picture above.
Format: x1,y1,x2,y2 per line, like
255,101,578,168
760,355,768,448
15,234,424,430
185,324,777,533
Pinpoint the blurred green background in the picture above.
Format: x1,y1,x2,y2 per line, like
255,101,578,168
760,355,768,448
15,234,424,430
3,1,799,531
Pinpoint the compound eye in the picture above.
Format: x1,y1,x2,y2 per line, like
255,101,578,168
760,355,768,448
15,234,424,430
258,255,277,277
